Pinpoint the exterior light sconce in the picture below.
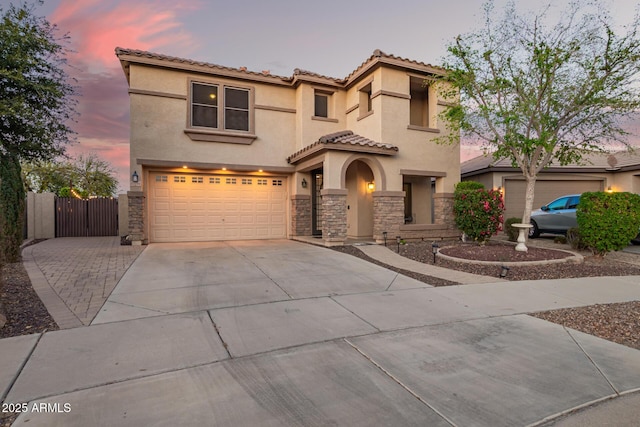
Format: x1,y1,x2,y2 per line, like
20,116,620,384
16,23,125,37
301,178,308,188
383,231,388,247
131,171,139,183
500,265,510,278
367,181,375,192
607,186,613,193
432,242,439,263
396,235,401,253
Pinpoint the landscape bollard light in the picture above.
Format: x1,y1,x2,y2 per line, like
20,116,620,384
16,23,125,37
383,231,388,247
500,265,510,278
432,242,439,263
396,236,401,253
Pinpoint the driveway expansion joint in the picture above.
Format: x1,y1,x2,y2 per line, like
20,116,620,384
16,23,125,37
563,326,620,395
343,338,458,427
0,333,43,405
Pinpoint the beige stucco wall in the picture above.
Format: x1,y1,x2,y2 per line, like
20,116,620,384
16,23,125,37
294,84,346,151
346,161,374,238
128,65,298,188
118,193,129,236
26,192,55,239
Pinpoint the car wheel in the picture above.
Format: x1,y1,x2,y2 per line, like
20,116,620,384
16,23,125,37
529,220,540,238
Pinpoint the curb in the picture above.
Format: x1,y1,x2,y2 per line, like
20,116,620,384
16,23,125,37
437,246,584,267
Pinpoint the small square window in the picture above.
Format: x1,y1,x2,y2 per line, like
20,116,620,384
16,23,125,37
209,177,221,184
192,176,203,183
226,178,237,185
174,176,186,183
155,175,168,182
257,179,268,186
272,179,283,186
242,178,252,185
314,93,328,118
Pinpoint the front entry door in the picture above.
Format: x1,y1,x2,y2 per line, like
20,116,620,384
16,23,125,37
311,168,323,236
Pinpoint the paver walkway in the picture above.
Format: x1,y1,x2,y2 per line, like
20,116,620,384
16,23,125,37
22,237,144,328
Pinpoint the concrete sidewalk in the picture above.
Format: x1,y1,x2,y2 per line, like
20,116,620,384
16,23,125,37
2,239,640,426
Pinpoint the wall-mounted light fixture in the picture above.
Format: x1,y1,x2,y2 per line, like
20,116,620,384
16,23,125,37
367,181,375,191
301,178,308,188
132,171,139,183
607,186,613,193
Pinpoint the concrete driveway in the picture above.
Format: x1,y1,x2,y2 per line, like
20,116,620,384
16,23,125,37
4,239,640,426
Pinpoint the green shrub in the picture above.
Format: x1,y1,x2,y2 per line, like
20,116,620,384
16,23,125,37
576,192,640,256
504,217,521,242
455,181,485,192
453,185,505,244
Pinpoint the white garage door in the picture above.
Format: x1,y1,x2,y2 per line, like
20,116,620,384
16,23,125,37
149,172,287,242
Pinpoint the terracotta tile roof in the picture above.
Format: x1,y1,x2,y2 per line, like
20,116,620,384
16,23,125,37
115,47,290,81
116,48,443,87
292,68,346,85
345,49,446,82
461,150,640,176
287,131,398,164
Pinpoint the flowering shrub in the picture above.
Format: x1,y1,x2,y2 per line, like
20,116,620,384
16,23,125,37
453,184,505,244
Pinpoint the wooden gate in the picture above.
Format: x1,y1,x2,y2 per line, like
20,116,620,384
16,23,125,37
55,197,119,237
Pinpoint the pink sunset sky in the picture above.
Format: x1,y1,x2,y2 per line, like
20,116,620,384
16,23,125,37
30,0,640,192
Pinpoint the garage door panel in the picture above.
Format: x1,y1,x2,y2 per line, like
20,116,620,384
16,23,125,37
504,179,602,221
150,172,287,243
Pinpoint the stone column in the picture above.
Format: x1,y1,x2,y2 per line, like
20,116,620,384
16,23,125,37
320,189,347,246
291,195,312,236
372,191,405,243
127,190,145,245
433,192,456,230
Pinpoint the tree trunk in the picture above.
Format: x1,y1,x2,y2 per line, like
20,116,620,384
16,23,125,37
0,153,25,263
521,175,537,233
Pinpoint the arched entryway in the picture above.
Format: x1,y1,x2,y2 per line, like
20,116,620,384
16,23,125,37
345,160,374,239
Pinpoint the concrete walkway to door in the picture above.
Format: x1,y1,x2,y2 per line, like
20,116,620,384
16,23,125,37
2,239,640,426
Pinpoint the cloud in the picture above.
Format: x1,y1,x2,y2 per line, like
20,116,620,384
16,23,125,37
51,0,201,69
48,0,202,190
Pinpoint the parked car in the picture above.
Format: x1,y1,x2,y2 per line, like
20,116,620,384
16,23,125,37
529,193,640,244
529,194,581,238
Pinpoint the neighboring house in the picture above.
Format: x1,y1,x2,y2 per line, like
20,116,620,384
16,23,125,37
116,48,460,245
461,151,640,221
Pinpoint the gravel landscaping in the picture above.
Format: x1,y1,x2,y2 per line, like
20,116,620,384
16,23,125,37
336,236,640,351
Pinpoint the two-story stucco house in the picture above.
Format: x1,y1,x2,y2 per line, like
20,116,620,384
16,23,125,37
116,48,460,246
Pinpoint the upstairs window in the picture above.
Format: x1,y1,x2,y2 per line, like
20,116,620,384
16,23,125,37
224,87,249,131
192,83,218,128
314,93,329,118
190,82,251,132
359,82,372,115
410,77,429,127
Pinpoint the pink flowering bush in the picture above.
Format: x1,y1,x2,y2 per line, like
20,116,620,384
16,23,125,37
453,183,505,244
